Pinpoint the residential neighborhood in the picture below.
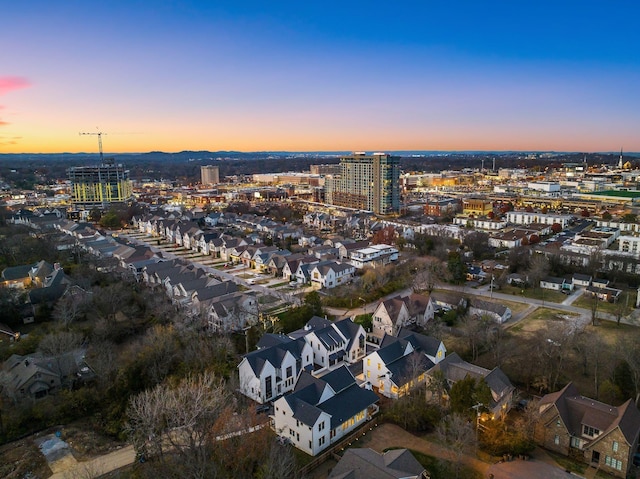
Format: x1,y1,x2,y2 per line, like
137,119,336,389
1,150,640,479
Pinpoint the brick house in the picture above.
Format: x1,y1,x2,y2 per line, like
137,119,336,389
535,383,640,478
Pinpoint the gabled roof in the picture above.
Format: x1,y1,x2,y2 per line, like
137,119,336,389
540,382,640,445
469,298,509,316
2,264,33,281
377,336,411,364
284,367,378,429
332,318,364,351
329,448,426,479
397,328,443,357
378,297,407,325
321,366,356,394
242,336,307,377
386,353,434,388
401,293,430,318
429,291,465,307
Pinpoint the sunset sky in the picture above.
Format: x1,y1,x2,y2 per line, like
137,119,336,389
2,1,639,153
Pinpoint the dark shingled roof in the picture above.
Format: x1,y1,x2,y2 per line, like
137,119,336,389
539,382,640,446
243,337,307,376
329,448,426,479
284,366,378,428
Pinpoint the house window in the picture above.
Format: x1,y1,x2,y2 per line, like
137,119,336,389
583,425,599,437
367,358,370,366
570,437,581,448
377,363,381,370
612,441,618,452
367,371,370,378
319,436,325,446
286,366,293,378
318,421,325,431
554,435,560,445
605,456,623,471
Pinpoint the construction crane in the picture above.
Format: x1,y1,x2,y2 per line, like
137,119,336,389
79,129,106,163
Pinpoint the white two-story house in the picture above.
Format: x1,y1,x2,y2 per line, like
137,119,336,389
363,329,446,399
238,336,312,404
239,317,367,403
309,261,355,289
273,366,379,456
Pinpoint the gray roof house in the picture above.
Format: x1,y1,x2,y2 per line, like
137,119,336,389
430,352,515,419
329,448,428,479
273,366,379,456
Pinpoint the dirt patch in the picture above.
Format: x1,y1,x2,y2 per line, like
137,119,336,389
509,308,580,335
0,436,51,479
0,420,126,479
56,420,127,460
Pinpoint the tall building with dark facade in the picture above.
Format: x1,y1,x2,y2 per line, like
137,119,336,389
68,161,133,209
325,152,400,215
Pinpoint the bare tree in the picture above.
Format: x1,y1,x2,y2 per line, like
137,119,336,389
485,323,508,367
531,323,571,393
38,331,84,384
589,292,599,326
459,314,491,362
436,413,476,479
413,258,444,293
616,332,640,405
53,288,91,328
255,442,300,479
85,340,118,387
527,253,549,290
126,371,231,477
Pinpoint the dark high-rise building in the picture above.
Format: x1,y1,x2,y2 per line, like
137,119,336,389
325,152,400,215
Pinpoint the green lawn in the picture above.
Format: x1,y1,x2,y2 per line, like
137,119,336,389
573,290,635,316
498,285,566,303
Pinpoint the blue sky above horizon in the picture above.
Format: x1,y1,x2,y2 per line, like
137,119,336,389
2,1,639,153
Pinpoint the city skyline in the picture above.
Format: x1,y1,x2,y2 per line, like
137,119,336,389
2,1,640,154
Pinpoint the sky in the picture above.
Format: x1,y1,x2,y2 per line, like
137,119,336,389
1,1,640,153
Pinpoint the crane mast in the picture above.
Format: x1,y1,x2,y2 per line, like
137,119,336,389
79,130,106,163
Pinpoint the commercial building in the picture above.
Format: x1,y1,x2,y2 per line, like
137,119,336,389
67,162,133,209
200,165,220,186
325,152,400,215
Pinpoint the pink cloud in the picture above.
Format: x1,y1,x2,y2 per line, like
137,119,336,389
0,76,30,95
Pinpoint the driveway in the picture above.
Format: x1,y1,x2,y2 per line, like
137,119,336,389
486,455,579,479
335,423,579,479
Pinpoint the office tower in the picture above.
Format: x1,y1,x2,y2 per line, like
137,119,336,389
201,165,220,186
68,161,133,209
325,152,400,215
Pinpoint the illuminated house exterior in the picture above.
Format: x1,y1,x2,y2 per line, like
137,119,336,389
68,162,133,209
